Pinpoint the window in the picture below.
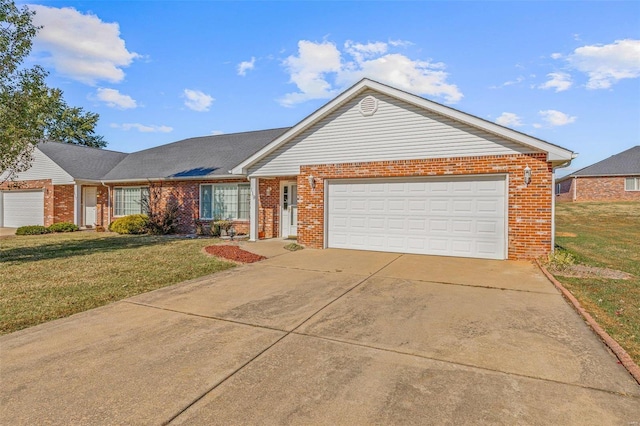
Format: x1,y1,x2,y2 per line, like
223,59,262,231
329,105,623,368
625,177,640,191
114,187,149,216
200,184,250,220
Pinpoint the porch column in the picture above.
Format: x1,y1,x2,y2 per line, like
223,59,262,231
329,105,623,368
74,184,82,226
249,176,259,242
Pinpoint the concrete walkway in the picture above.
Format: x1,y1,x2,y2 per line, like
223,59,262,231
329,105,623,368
1,243,639,425
0,227,16,237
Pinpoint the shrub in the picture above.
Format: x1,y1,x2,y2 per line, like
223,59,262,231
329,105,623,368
284,242,304,251
140,184,181,235
543,249,576,271
16,225,50,235
108,214,149,234
47,222,79,233
213,220,232,237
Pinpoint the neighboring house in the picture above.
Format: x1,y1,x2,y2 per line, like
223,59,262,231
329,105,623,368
1,79,576,260
0,143,127,228
556,146,640,202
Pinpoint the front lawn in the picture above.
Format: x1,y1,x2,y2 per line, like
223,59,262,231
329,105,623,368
0,232,235,334
554,201,640,365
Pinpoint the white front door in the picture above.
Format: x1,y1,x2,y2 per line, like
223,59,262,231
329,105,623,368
281,182,298,238
83,187,97,227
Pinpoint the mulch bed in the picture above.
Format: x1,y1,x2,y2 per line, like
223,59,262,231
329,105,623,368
204,245,266,263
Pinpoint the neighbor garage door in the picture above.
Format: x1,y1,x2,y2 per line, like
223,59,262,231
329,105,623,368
2,191,45,227
327,176,506,260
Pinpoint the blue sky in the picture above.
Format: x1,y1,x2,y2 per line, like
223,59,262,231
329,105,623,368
19,1,640,175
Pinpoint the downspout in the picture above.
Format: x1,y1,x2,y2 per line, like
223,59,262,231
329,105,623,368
573,176,577,202
551,169,556,253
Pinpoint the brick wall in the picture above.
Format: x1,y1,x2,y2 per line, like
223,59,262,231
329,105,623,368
556,178,574,202
107,179,250,234
295,153,552,260
53,184,75,223
568,176,640,202
256,177,296,239
0,179,55,226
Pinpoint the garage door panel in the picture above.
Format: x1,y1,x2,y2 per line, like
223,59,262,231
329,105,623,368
2,191,45,227
327,177,506,260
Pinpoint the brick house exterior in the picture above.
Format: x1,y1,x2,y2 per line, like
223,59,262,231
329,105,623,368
234,79,575,261
3,79,575,261
556,146,640,202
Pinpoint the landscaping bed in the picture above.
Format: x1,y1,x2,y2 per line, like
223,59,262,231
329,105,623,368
204,245,266,263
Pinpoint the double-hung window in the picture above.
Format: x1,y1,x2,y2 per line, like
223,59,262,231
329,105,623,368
625,177,640,191
114,187,149,216
200,184,250,220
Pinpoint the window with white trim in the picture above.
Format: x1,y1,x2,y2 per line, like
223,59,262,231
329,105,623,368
114,187,149,216
625,177,640,191
200,184,250,220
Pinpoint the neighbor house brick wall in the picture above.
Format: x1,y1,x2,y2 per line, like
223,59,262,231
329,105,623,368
556,178,574,202
53,184,75,224
0,179,55,226
107,179,250,234
568,176,640,202
296,153,552,261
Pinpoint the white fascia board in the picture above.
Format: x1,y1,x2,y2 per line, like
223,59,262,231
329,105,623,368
232,78,575,175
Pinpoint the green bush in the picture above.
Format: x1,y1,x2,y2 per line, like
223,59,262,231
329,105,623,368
47,222,79,233
108,214,149,234
16,225,51,235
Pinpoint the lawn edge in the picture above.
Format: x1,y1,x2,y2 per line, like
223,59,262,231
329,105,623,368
536,260,640,385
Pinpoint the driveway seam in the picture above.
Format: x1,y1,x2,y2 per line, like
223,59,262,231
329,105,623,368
375,276,560,295
291,331,640,399
165,253,404,424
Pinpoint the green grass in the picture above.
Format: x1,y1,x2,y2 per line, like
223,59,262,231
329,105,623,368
554,201,640,365
0,232,235,334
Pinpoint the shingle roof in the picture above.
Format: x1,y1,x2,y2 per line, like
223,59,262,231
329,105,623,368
571,146,640,177
102,128,289,181
37,142,128,181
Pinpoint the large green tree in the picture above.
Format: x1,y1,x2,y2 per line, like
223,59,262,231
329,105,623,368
1,0,105,181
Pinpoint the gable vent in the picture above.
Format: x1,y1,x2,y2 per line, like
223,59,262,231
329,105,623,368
358,95,378,117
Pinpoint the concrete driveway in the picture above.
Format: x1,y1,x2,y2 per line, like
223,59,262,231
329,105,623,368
0,227,16,237
1,244,639,425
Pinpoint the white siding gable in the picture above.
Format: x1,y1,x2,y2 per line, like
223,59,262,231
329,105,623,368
6,148,74,184
249,90,539,177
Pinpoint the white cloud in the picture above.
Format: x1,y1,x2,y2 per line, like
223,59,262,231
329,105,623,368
29,5,139,85
279,39,462,107
550,53,563,60
538,72,573,92
110,123,173,133
495,112,523,128
536,109,576,127
211,130,224,135
237,57,256,76
183,89,214,112
388,39,413,48
567,39,640,89
96,88,137,109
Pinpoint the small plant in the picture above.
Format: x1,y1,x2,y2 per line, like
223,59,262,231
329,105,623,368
15,225,50,235
284,242,304,251
47,222,79,233
95,225,106,233
194,218,207,236
108,214,149,234
140,183,182,235
543,249,576,271
213,220,232,237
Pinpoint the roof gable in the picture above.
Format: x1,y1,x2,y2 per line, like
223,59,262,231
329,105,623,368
37,142,127,181
571,146,640,177
233,79,574,175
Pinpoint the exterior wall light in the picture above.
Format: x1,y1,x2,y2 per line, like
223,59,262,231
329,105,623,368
524,166,532,186
266,187,272,196
307,175,316,190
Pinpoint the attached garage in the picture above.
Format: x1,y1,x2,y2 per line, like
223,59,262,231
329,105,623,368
327,176,506,259
233,79,576,260
1,191,45,227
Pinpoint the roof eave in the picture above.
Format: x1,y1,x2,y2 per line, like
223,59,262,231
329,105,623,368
101,174,244,184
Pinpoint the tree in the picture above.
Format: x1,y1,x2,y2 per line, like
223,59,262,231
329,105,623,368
0,0,105,181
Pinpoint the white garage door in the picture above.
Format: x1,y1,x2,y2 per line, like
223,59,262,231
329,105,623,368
2,191,45,227
327,176,506,260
